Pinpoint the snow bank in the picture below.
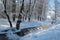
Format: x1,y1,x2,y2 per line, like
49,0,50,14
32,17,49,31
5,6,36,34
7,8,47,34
6,30,20,40
1,19,60,40
0,19,43,31
20,24,60,40
20,21,43,29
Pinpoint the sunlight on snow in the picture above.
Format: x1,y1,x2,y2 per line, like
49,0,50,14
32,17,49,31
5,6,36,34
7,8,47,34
47,15,51,19
1,24,10,27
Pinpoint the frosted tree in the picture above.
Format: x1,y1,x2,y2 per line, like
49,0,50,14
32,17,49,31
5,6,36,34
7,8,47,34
0,0,5,18
33,0,49,21
16,0,24,30
3,0,13,27
26,0,36,21
27,0,31,21
12,0,16,22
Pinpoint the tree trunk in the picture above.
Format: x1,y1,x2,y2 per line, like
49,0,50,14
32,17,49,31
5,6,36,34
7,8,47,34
3,0,13,27
16,0,24,30
12,0,16,22
28,0,31,22
16,14,22,30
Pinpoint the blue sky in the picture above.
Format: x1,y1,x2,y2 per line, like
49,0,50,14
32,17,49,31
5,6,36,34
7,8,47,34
58,0,60,2
50,0,54,7
49,0,54,10
49,0,60,10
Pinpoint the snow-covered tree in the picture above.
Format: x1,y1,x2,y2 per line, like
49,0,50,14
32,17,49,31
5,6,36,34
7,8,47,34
3,0,13,27
12,0,16,22
16,0,24,30
0,0,5,18
32,0,49,21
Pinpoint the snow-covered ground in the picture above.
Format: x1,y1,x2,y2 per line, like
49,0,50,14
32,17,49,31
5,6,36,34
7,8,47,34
0,19,60,40
0,19,44,31
5,24,60,40
20,24,60,40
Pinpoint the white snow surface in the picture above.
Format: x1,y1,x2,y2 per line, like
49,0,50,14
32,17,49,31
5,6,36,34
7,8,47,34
5,24,60,40
20,24,60,40
0,19,60,40
0,19,43,31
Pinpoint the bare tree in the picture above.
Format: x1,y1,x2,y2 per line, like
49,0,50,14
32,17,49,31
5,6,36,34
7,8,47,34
12,0,16,22
16,0,24,30
28,0,31,22
3,0,13,27
30,0,36,21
